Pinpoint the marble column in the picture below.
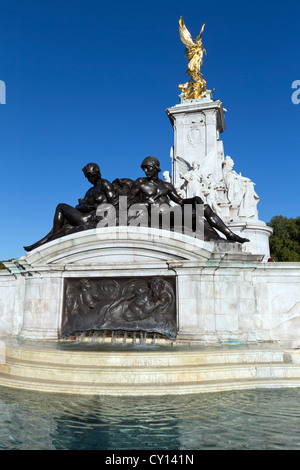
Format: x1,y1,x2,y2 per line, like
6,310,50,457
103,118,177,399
166,94,226,188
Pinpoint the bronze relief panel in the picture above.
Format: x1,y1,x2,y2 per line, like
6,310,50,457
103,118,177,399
62,276,177,339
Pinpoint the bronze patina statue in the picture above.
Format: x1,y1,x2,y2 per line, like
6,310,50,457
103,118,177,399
24,158,249,251
130,156,249,243
24,163,115,252
25,159,249,340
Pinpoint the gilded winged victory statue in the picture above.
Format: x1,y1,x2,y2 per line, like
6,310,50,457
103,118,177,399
178,16,208,100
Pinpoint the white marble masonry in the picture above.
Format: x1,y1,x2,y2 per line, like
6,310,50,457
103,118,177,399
166,96,273,259
166,98,226,188
0,227,299,348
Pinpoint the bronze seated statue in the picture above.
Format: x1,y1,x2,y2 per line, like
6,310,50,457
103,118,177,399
24,157,249,252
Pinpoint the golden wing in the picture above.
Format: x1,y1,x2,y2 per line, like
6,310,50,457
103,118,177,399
179,16,195,48
195,23,205,43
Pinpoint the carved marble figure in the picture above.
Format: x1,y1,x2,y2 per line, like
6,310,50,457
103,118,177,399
179,161,204,198
222,156,259,219
200,174,221,215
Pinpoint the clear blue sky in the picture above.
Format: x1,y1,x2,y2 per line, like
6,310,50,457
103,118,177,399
1,0,299,261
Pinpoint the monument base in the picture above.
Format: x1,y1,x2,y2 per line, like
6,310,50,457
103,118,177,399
0,227,299,347
226,219,273,260
0,336,300,395
0,227,300,395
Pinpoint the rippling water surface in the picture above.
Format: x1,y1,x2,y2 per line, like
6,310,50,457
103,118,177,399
0,386,299,450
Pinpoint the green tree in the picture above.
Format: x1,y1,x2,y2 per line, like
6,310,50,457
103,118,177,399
267,216,300,262
0,259,13,270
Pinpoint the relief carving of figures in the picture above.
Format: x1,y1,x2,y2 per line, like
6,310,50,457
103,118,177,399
177,159,221,216
222,156,259,219
179,161,204,198
62,277,177,339
175,155,215,199
200,174,221,216
62,278,120,334
100,278,175,324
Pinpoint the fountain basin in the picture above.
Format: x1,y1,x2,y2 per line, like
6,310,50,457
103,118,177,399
0,337,300,395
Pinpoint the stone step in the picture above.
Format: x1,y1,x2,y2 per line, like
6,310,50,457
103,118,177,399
0,370,299,396
3,343,287,368
1,358,299,383
0,340,300,395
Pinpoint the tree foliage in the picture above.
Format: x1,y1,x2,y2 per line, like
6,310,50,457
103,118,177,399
267,215,300,262
0,260,13,270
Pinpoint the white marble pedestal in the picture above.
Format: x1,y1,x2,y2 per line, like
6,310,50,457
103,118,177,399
1,227,299,348
165,95,272,259
166,95,226,188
